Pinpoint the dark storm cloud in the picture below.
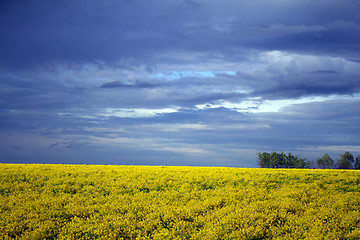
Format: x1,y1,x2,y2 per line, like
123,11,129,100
252,71,360,99
1,0,360,167
241,21,360,57
309,71,338,74
11,146,22,150
0,75,86,110
0,0,190,70
49,141,80,149
268,96,359,152
1,0,360,70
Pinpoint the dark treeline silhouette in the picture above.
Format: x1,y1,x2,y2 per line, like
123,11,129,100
317,152,360,169
257,152,310,169
258,151,360,169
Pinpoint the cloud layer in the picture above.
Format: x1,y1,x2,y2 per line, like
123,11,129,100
1,0,359,166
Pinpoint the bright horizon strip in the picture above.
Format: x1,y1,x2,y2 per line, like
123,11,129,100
97,94,360,118
152,70,236,80
196,94,360,113
99,107,180,118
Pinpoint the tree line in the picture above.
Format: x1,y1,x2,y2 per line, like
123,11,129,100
258,151,360,169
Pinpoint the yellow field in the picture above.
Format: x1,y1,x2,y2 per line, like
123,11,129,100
0,164,359,239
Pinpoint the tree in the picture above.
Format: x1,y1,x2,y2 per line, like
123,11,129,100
355,154,360,170
335,152,354,169
285,153,308,168
316,154,334,169
257,151,280,168
295,156,308,169
257,152,271,168
276,152,286,168
268,151,277,168
257,152,309,168
285,153,296,168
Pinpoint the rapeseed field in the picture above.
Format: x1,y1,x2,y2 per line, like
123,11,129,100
0,164,359,239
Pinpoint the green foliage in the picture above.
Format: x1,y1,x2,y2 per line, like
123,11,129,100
336,152,355,169
317,154,334,169
355,154,360,170
260,152,359,169
257,152,308,169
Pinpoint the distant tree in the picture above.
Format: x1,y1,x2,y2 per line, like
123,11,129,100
285,153,295,168
276,152,286,168
285,153,308,168
257,152,309,168
306,159,312,169
355,154,360,170
316,154,334,169
295,156,308,169
257,152,271,168
257,151,279,168
269,151,282,168
335,152,354,169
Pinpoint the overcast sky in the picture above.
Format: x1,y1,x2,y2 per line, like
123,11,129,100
1,0,360,167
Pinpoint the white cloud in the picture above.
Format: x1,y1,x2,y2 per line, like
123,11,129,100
196,94,360,113
138,123,210,132
99,107,180,118
151,70,236,80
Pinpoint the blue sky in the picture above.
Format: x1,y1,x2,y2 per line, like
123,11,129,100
1,0,360,167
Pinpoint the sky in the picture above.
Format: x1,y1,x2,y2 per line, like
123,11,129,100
1,0,360,167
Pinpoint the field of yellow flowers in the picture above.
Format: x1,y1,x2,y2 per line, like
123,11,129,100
0,164,359,239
